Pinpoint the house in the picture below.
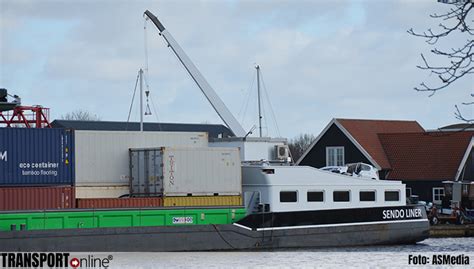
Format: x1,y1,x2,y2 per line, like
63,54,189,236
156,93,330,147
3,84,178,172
51,120,234,138
297,118,474,204
379,131,473,204
297,119,424,179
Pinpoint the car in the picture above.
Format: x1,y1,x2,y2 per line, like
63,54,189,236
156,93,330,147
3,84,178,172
320,163,379,180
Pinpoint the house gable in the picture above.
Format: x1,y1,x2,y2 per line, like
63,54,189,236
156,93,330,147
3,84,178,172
457,137,474,181
298,123,373,168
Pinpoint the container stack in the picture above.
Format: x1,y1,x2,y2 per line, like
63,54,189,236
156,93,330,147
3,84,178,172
73,130,209,208
1,128,242,211
129,147,242,207
0,128,76,211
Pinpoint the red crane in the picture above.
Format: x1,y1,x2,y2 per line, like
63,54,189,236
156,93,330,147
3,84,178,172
0,88,51,128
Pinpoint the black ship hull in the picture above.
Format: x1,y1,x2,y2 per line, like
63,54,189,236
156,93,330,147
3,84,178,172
0,206,430,251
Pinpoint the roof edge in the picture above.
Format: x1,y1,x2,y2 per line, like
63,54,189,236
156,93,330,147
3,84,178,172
296,119,336,165
296,118,383,170
333,120,383,170
455,136,474,181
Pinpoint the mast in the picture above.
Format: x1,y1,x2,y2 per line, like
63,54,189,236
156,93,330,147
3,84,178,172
256,65,262,137
144,10,246,137
139,68,144,132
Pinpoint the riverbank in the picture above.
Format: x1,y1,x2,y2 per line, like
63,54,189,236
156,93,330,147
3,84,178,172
430,224,474,238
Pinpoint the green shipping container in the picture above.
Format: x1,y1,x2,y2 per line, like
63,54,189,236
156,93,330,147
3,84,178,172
0,207,247,231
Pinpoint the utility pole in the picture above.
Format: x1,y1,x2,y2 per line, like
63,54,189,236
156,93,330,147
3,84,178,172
256,65,262,137
139,68,144,132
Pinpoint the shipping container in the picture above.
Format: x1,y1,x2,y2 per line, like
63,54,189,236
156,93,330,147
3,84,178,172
163,196,242,207
75,185,130,199
75,131,208,186
130,147,241,196
0,186,75,211
77,197,163,208
0,207,247,231
0,128,74,186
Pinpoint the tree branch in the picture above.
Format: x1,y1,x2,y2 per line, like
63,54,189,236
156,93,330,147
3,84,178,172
409,1,473,122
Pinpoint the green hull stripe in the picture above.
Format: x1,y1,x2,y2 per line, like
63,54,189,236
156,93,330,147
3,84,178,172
0,207,247,231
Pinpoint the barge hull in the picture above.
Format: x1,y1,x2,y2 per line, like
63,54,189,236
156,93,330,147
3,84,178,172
0,219,429,251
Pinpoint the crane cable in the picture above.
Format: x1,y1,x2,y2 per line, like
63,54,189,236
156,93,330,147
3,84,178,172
125,72,140,130
260,70,282,138
143,16,163,131
238,71,256,125
143,17,151,91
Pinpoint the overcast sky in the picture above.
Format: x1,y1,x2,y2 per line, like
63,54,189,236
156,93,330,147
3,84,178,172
1,0,472,138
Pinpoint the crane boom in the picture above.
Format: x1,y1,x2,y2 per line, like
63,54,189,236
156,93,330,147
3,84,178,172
144,10,246,137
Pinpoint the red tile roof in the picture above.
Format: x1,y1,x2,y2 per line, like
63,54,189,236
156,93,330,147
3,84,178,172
379,131,474,180
337,119,424,169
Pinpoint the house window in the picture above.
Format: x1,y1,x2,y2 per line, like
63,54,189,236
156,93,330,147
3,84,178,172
359,191,376,202
326,147,345,166
432,187,445,205
462,185,469,196
385,191,400,202
280,191,297,203
307,191,324,202
333,191,350,202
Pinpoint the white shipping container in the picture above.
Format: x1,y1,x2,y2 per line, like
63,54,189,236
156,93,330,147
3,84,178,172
75,185,130,199
75,131,208,186
130,147,241,196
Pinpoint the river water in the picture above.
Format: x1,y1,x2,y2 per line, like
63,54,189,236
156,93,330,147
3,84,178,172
97,237,474,268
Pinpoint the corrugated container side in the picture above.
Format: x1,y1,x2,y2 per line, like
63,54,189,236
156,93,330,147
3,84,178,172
162,147,241,196
130,150,163,195
0,186,75,211
130,147,242,196
77,197,163,208
75,131,208,186
163,196,242,207
75,185,130,199
0,128,74,186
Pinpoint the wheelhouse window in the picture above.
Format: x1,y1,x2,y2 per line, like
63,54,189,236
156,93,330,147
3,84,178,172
280,191,297,203
333,191,350,202
359,191,376,202
307,191,324,202
406,187,412,198
326,147,345,166
432,187,445,205
384,191,400,201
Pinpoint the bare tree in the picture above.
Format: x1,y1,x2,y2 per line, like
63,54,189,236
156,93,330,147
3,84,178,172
408,0,473,122
61,110,101,121
288,133,315,162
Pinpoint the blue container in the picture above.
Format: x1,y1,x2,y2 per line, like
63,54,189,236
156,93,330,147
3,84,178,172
0,128,74,186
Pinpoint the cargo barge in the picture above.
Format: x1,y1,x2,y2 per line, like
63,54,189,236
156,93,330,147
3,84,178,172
1,205,427,251
0,10,430,251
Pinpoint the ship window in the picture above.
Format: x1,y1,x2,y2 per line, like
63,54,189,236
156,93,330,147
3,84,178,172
385,191,400,201
326,147,345,166
280,191,297,203
333,191,350,202
359,191,376,201
307,191,324,202
406,187,412,197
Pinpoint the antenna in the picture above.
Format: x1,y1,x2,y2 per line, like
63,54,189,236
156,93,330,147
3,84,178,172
256,64,262,137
